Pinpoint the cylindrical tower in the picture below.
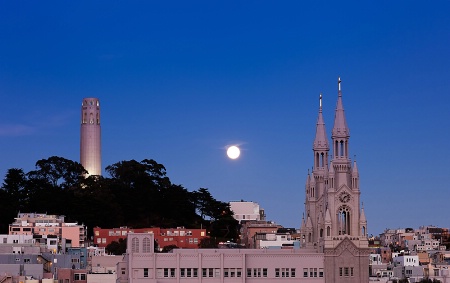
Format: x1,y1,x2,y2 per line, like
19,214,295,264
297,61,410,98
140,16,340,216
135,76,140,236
80,98,101,176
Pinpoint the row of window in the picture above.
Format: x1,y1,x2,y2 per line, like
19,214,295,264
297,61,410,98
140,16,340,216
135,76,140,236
162,237,198,243
276,268,296,278
143,267,322,279
304,268,324,278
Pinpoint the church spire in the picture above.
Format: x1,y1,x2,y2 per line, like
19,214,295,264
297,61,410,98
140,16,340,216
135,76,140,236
332,77,350,159
313,93,329,171
313,93,329,150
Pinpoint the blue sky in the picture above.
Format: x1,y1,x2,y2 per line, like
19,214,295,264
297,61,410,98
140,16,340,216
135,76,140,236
1,1,449,236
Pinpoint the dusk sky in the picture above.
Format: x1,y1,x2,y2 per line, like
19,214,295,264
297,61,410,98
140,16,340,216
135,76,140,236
1,1,449,236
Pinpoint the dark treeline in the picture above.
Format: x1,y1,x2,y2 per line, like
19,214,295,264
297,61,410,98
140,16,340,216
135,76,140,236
0,156,238,243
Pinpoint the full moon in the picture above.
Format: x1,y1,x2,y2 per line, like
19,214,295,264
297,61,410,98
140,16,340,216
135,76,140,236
227,146,241,159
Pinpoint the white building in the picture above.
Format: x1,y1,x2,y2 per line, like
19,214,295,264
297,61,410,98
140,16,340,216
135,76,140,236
255,233,300,249
229,201,264,223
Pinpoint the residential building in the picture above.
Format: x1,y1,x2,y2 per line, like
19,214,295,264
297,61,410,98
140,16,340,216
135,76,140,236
229,201,265,223
239,221,281,248
253,232,300,249
93,227,206,250
8,213,86,248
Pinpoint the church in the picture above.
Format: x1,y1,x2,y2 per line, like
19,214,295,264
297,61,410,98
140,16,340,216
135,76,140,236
118,78,370,283
299,78,370,282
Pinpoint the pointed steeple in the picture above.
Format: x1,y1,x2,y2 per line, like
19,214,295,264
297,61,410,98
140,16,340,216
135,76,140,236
325,207,332,223
360,204,367,222
332,77,350,138
301,213,306,229
305,170,310,187
313,93,329,150
332,77,351,160
352,160,359,175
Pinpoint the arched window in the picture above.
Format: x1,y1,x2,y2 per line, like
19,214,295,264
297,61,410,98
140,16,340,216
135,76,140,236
96,113,100,124
361,226,366,237
320,229,323,238
327,226,331,237
308,233,312,243
315,152,319,168
90,113,94,124
131,237,139,253
337,206,351,235
320,152,324,167
143,237,151,253
335,140,339,158
340,141,344,157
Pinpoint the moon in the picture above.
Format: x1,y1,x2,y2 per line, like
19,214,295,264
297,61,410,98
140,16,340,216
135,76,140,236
227,146,241,159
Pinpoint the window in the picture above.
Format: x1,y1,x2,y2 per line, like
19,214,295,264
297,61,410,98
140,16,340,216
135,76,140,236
144,268,148,278
102,238,106,244
275,268,280,277
304,268,308,277
291,268,296,277
131,237,139,253
263,268,267,277
143,237,151,253
224,268,229,277
337,206,351,235
121,268,126,275
157,268,174,278
202,268,215,278
72,258,80,263
319,268,324,277
74,273,86,280
24,258,30,263
97,238,101,244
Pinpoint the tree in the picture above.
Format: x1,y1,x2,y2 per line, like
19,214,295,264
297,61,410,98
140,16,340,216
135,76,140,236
106,238,127,255
28,156,87,189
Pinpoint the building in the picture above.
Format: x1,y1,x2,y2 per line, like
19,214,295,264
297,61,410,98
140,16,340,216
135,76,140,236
253,232,300,249
299,78,370,282
8,213,86,249
229,201,265,223
80,97,101,176
239,221,282,248
120,232,323,283
93,227,207,250
118,78,370,283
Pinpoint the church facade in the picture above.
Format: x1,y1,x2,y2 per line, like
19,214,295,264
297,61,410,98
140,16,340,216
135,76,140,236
118,78,370,283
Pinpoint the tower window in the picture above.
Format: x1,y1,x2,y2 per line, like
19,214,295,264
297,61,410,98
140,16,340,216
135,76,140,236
337,206,351,235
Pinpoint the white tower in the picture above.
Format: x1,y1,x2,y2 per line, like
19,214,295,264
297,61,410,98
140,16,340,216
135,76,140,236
80,98,101,176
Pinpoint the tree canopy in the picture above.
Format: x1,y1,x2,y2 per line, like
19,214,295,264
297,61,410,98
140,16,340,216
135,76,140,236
0,156,238,243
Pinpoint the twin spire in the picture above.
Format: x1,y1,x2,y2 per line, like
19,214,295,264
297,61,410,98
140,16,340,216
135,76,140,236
313,77,350,151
